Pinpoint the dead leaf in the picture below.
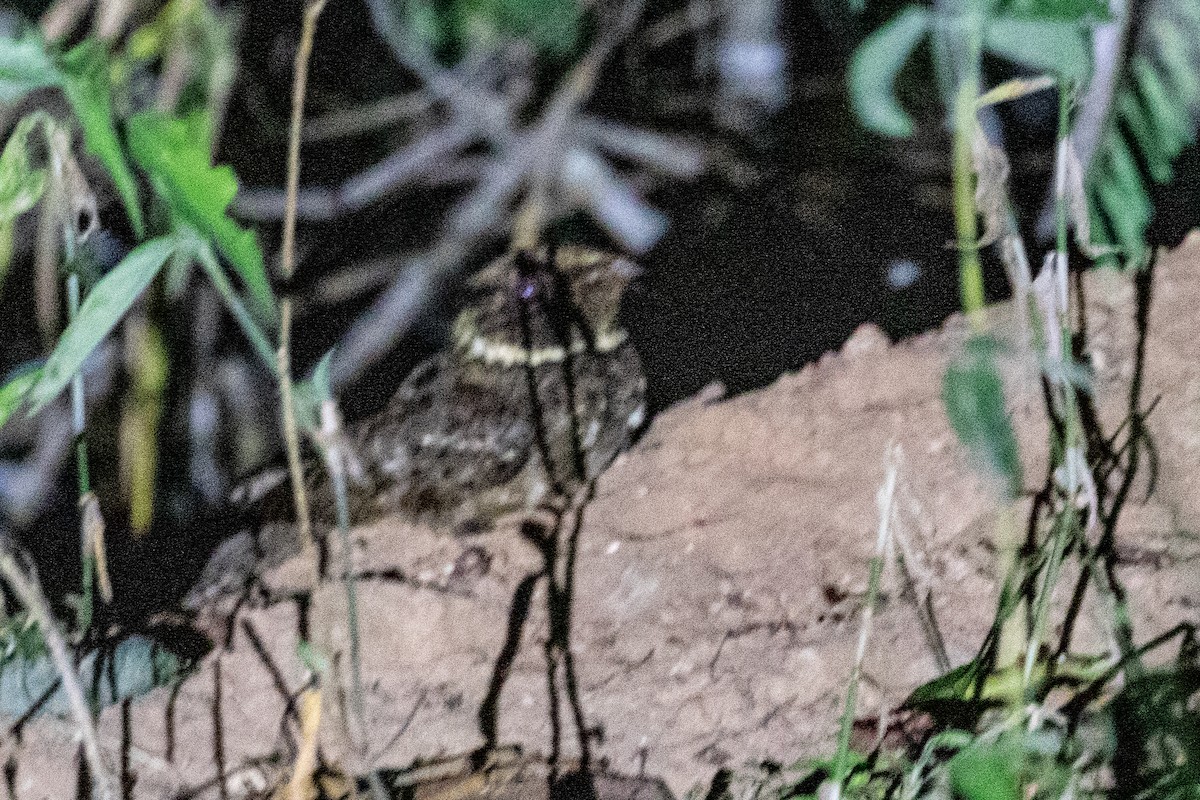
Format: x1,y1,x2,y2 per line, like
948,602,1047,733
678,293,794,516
79,491,112,602
972,124,1010,248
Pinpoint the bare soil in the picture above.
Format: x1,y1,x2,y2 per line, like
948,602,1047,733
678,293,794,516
6,236,1200,799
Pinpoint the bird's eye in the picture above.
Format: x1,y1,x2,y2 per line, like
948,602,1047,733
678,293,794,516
519,277,538,301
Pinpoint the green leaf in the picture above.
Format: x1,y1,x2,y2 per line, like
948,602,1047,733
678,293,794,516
1095,134,1151,254
942,336,1022,498
405,0,447,50
948,737,1024,800
849,6,930,137
290,349,337,435
0,32,59,104
56,41,145,239
0,113,51,224
1000,0,1112,22
0,635,182,718
1152,17,1200,111
984,16,1091,85
0,112,51,289
0,367,42,429
465,0,582,56
26,236,176,416
1133,54,1194,157
310,349,335,402
1116,87,1171,183
127,111,277,327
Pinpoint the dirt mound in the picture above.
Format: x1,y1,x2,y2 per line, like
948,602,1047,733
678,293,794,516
6,237,1200,798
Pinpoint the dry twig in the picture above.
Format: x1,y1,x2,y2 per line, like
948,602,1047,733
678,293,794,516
277,0,328,572
0,537,115,800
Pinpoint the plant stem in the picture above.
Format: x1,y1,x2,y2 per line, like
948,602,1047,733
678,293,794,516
194,243,277,369
67,272,95,635
277,0,328,567
320,404,388,800
950,40,984,323
830,456,896,794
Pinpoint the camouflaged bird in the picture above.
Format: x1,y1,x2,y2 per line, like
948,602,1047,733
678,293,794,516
185,246,644,607
354,245,646,533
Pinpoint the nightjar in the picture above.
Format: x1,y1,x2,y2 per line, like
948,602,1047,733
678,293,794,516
354,245,646,533
186,246,644,606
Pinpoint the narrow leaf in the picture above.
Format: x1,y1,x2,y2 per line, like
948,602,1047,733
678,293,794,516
942,336,1022,499
127,111,276,326
0,115,50,258
849,6,930,137
1002,0,1111,22
0,114,55,292
0,367,43,429
976,75,1055,108
1133,54,1193,155
27,237,176,416
57,41,145,238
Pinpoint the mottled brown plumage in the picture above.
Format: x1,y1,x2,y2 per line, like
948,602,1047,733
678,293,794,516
351,245,646,533
186,247,644,607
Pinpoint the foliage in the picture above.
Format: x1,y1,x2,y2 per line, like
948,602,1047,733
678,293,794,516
0,17,266,716
849,1,1095,138
1087,0,1200,258
0,28,277,430
57,40,145,238
406,0,583,59
0,614,184,718
0,111,50,287
24,236,177,417
831,3,1199,799
127,111,275,325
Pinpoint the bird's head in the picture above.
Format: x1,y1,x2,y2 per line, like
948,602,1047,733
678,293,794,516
454,246,640,368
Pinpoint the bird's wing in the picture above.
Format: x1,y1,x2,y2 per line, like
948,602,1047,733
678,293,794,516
362,355,535,494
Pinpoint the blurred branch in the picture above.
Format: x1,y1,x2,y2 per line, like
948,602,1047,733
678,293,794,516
579,116,705,178
239,0,655,387
561,146,667,252
638,0,721,49
303,92,432,142
39,0,92,41
328,6,644,386
236,122,477,221
93,0,133,42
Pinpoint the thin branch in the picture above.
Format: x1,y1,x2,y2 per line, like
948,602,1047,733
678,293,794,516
0,541,115,800
303,92,432,142
236,123,477,221
278,0,328,570
579,116,706,178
